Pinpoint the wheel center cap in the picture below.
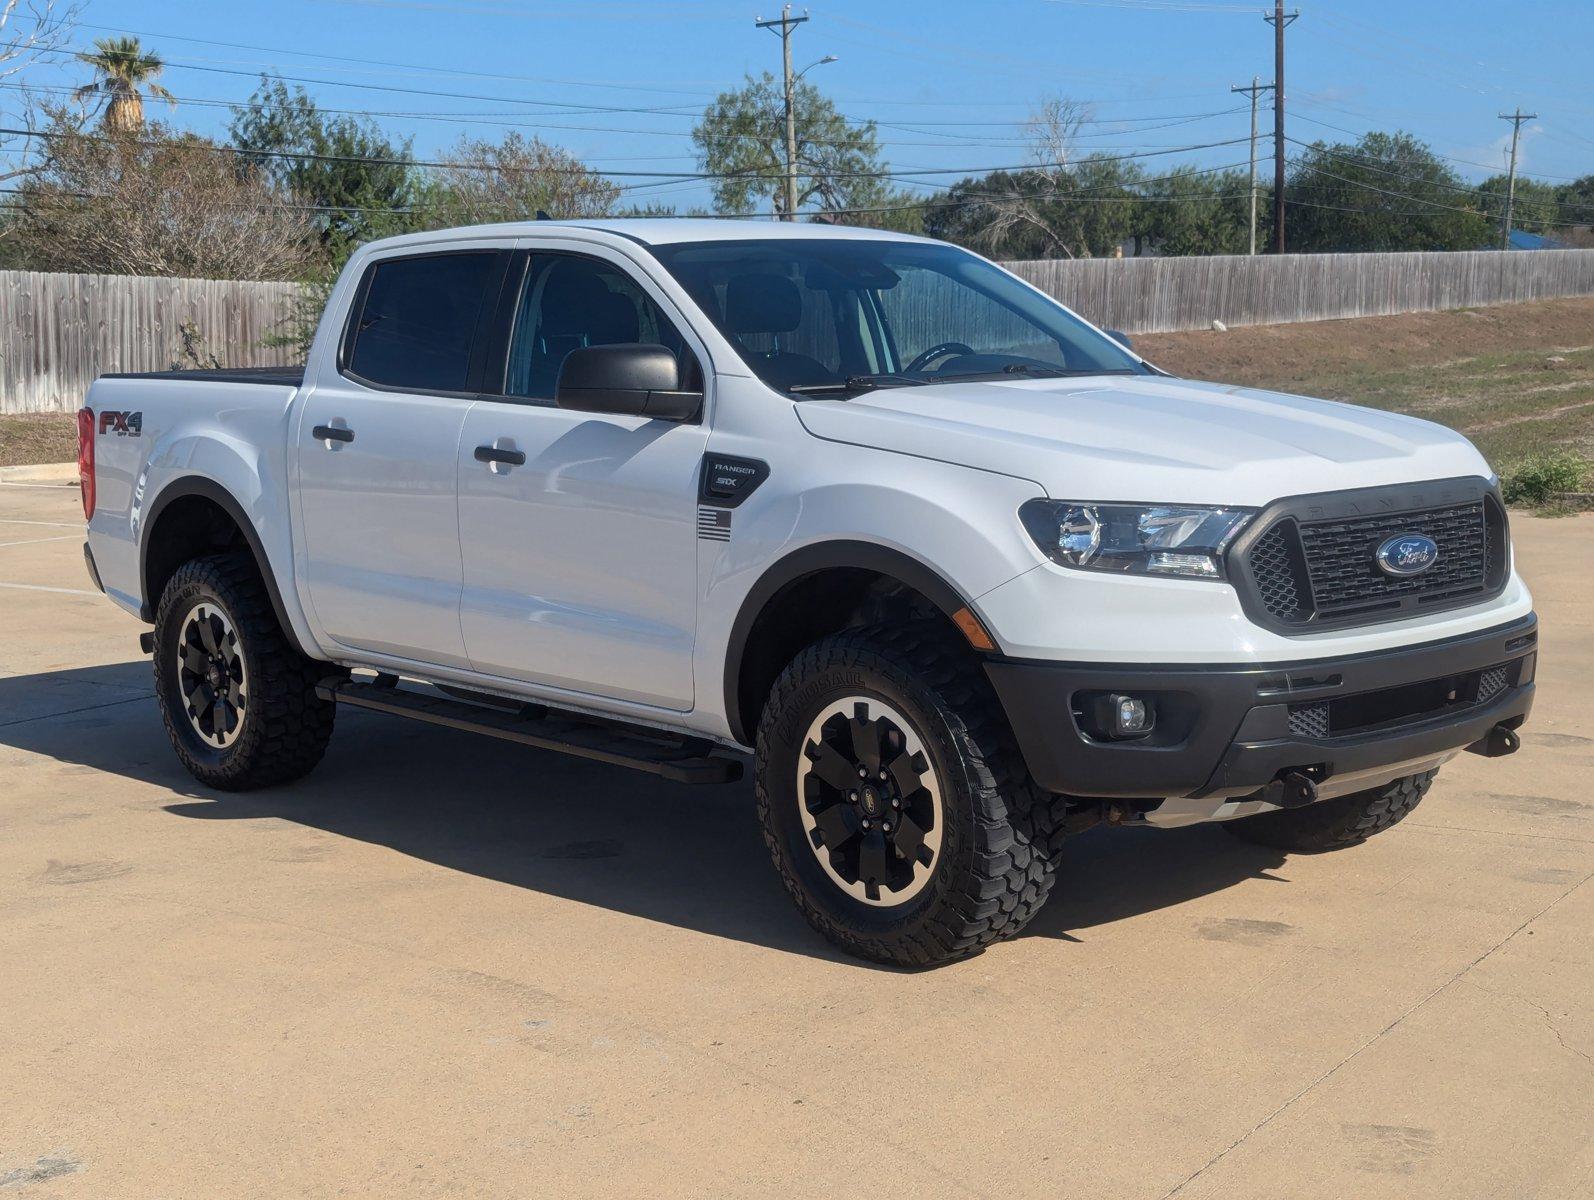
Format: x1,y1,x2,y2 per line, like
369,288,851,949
207,664,224,689
859,784,882,817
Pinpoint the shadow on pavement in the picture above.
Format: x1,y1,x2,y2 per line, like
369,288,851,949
1,661,1289,964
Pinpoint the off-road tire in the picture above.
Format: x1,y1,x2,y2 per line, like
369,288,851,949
1223,769,1437,853
153,552,338,790
755,623,1065,967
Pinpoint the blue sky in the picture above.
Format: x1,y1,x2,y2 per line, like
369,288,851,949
14,0,1594,212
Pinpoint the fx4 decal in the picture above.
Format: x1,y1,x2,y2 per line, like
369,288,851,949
98,410,143,437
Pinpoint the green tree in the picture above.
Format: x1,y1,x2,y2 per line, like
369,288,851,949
74,36,175,132
924,156,1143,260
1285,131,1489,252
1476,174,1561,237
230,76,418,258
692,71,889,219
1136,166,1251,257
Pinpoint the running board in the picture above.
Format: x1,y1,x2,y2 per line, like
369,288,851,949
317,679,744,785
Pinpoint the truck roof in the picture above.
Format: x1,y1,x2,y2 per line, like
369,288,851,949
362,217,930,254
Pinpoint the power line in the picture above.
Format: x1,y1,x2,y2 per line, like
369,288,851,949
0,122,1256,185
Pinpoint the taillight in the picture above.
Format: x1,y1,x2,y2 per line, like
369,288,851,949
76,407,96,521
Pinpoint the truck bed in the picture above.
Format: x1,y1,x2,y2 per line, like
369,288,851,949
99,365,306,387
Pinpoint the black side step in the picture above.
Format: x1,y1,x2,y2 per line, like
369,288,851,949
316,679,744,785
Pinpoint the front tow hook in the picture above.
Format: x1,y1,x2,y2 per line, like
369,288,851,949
1467,723,1522,758
1260,771,1320,809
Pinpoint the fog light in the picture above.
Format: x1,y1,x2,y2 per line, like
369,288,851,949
1117,696,1148,732
1083,692,1156,740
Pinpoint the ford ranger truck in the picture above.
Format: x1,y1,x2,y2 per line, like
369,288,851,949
78,220,1536,967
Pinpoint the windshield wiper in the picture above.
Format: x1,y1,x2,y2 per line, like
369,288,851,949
944,365,1141,382
788,373,929,397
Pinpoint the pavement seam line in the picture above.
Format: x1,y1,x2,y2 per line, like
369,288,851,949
1158,866,1594,1199
0,694,152,728
1407,821,1594,846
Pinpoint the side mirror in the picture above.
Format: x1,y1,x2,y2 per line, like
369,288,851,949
1105,329,1134,351
555,343,701,421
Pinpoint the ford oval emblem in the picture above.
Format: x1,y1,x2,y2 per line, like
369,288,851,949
1375,533,1439,577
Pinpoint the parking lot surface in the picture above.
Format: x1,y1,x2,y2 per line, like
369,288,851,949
1,480,1590,1199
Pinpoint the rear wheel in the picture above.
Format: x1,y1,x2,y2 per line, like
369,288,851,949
153,552,338,790
755,623,1063,967
1223,769,1437,852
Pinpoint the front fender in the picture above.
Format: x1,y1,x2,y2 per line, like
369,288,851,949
698,460,1044,744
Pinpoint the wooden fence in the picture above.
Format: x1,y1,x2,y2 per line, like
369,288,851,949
1005,248,1594,335
1,271,300,414
4,249,1594,412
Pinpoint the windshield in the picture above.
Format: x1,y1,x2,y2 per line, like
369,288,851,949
649,237,1146,396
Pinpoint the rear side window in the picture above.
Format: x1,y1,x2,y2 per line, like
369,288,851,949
345,252,499,392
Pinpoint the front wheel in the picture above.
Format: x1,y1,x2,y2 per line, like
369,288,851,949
153,552,338,790
755,623,1062,967
1223,769,1437,853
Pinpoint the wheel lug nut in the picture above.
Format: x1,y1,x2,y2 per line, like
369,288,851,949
861,819,871,830
848,791,859,802
878,770,888,781
882,821,893,833
891,797,900,809
857,766,868,778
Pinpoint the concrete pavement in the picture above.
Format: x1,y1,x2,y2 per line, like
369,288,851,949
1,479,1590,1199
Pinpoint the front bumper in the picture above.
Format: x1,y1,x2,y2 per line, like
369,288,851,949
984,615,1537,825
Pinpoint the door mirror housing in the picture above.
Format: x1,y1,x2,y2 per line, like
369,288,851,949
1105,329,1133,351
555,343,702,421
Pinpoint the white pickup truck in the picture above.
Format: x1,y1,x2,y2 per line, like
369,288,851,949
79,219,1536,966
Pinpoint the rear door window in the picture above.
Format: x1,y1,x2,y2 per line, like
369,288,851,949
345,252,501,393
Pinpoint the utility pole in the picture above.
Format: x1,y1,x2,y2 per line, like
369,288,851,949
756,5,809,221
1498,108,1537,251
1264,3,1298,254
1232,76,1275,256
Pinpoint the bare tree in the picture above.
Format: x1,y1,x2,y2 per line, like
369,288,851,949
9,118,314,279
971,97,1092,258
417,132,619,227
0,0,78,185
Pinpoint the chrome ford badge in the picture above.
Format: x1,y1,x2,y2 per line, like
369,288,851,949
1375,533,1439,577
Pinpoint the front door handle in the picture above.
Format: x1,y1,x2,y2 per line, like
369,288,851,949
312,424,355,444
474,444,527,467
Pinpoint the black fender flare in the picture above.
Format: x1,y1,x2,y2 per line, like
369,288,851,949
138,476,313,658
721,540,979,745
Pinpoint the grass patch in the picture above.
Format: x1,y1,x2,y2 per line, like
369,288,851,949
1499,451,1588,508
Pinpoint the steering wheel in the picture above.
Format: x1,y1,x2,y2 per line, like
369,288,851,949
904,341,975,374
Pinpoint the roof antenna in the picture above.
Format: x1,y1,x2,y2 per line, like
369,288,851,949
535,209,553,221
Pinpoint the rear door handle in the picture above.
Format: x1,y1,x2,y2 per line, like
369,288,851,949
312,424,355,444
474,445,527,467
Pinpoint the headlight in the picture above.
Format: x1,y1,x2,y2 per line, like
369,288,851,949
1019,500,1254,579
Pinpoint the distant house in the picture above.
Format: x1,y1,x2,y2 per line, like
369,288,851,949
1506,228,1565,250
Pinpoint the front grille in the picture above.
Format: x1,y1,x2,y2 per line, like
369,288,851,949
1285,659,1517,739
1236,485,1508,632
1287,701,1330,738
1300,502,1488,616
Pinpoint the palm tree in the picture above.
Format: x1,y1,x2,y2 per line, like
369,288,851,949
75,37,175,133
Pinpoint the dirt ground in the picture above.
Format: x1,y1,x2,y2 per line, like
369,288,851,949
0,414,77,468
1,480,1591,1199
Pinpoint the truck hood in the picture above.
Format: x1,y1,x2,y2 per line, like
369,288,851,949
792,374,1493,506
